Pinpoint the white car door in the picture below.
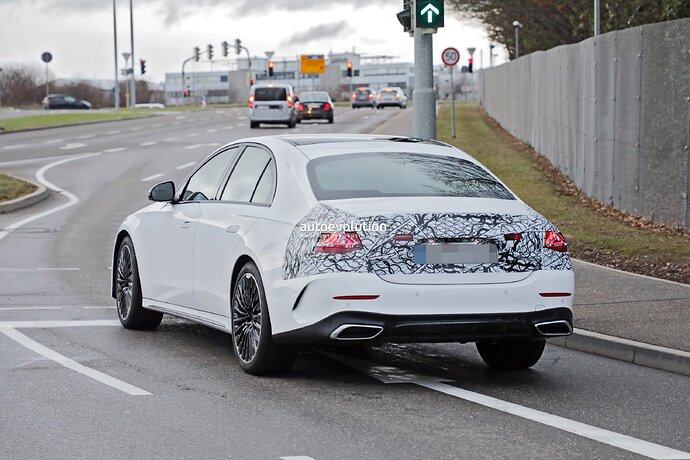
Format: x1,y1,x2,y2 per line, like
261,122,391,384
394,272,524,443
193,145,276,317
146,148,237,309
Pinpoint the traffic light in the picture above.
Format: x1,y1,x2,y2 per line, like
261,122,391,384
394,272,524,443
346,61,353,78
193,46,200,62
140,59,146,75
268,61,274,78
397,0,412,33
183,88,188,98
468,58,473,73
221,41,229,57
207,44,214,60
234,38,242,55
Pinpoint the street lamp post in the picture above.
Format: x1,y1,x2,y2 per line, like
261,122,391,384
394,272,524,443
512,21,524,59
129,0,136,107
122,52,131,107
112,0,120,110
594,0,601,36
0,68,3,108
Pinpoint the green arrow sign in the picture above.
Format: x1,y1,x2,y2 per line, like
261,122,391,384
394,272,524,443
416,0,444,29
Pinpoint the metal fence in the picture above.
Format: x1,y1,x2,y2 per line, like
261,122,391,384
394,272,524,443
480,18,690,229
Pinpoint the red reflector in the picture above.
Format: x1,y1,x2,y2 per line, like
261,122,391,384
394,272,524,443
314,232,362,254
539,292,572,297
333,295,380,301
393,234,414,242
544,231,568,252
323,103,332,111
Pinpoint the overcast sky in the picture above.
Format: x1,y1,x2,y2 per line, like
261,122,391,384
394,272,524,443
0,0,507,82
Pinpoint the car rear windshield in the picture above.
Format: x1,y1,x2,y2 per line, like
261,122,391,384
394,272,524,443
300,92,328,102
307,152,515,200
355,89,371,95
254,87,287,101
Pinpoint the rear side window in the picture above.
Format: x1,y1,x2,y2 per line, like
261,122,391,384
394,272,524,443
307,152,515,201
254,87,287,101
221,146,274,204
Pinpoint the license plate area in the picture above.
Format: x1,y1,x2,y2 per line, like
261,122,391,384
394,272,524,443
414,242,498,265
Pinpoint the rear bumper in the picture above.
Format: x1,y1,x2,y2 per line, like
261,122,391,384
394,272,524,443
297,111,332,120
273,308,573,345
352,101,375,107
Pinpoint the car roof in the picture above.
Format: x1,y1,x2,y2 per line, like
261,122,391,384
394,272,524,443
228,134,471,161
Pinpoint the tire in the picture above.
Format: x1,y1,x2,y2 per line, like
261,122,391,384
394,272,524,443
296,118,301,124
250,121,259,129
476,340,546,370
287,118,296,128
115,236,163,330
231,262,296,375
328,117,334,124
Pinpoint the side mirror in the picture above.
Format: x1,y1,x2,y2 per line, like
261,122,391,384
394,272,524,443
148,181,175,202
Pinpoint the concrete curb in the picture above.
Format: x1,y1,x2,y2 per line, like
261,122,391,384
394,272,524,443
549,328,690,377
0,176,50,214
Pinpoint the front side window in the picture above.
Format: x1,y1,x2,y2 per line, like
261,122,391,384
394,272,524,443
221,146,274,204
307,152,515,201
181,147,238,201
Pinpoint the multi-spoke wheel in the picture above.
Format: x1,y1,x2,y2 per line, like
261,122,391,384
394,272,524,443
231,262,295,375
115,236,163,330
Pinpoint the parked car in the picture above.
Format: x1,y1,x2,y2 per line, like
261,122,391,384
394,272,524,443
351,87,377,109
248,83,296,128
376,87,407,109
295,91,334,124
112,135,574,376
42,94,91,109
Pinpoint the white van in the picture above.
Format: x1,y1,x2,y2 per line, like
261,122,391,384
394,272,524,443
249,83,296,129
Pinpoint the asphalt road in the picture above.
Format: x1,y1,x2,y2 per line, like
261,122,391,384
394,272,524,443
1,108,689,460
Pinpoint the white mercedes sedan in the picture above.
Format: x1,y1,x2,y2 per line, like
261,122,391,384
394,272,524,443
112,135,574,375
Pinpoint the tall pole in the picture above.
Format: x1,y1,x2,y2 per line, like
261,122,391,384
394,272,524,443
450,64,456,138
0,68,3,108
413,30,436,139
129,0,136,107
45,63,50,115
515,27,520,59
594,0,601,36
113,0,120,110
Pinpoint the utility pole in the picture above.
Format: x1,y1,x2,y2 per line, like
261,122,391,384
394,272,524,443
513,21,523,59
594,0,601,36
112,0,120,110
0,68,3,108
129,0,136,107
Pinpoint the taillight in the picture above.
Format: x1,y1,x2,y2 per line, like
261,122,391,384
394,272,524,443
287,95,293,109
323,103,332,111
296,102,304,111
314,232,362,254
368,94,374,100
544,231,567,252
351,94,356,100
248,95,254,109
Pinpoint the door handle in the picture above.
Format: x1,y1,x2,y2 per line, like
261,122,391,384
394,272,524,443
226,225,240,233
181,221,192,228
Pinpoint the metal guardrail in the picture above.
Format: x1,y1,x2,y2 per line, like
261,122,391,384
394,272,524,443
480,18,690,229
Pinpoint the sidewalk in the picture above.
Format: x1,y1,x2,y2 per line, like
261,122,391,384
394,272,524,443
370,109,690,362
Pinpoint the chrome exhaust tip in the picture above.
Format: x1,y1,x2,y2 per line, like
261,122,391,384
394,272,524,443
535,320,573,336
330,324,384,341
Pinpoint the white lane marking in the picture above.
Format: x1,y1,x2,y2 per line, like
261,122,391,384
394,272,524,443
2,144,27,150
0,153,101,244
0,307,62,311
106,130,121,135
82,306,114,310
36,267,80,271
163,137,180,142
77,134,94,140
0,320,120,328
152,123,162,128
130,127,143,131
171,121,181,125
184,142,219,150
141,173,164,182
139,141,158,146
237,116,247,120
103,147,127,153
187,133,200,137
0,327,151,396
205,128,219,133
222,126,233,130
0,154,83,167
176,115,187,120
175,162,196,170
43,139,63,144
280,457,316,460
59,143,87,150
328,354,690,460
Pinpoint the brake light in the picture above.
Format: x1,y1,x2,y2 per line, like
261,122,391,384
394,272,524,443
296,102,304,111
351,94,356,100
323,103,332,111
248,95,254,109
544,231,567,252
368,94,374,100
287,95,293,109
314,232,362,254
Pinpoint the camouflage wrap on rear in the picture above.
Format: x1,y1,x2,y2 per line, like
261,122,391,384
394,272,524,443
283,203,572,280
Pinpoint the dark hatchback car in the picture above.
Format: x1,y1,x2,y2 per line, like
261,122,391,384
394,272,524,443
295,91,334,124
42,94,92,109
351,87,376,109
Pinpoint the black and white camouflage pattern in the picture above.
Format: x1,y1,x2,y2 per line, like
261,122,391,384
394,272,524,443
283,203,571,280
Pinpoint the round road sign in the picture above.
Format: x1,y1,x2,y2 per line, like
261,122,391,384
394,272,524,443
441,47,460,67
41,52,53,63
